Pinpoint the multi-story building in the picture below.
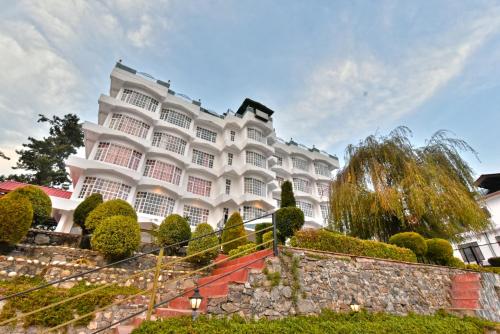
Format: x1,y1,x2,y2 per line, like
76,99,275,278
58,62,339,235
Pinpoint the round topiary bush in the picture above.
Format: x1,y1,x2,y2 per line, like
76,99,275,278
447,257,465,269
91,215,141,260
73,193,103,233
276,207,304,243
85,199,137,232
0,196,33,248
488,257,500,267
262,230,274,249
388,232,427,257
426,238,453,265
156,214,191,252
186,223,219,265
6,185,51,226
221,212,247,254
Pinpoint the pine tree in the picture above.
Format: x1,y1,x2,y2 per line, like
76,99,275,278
280,180,296,208
221,212,247,254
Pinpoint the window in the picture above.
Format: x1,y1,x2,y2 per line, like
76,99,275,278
192,149,214,168
320,203,330,223
247,128,265,143
196,126,217,143
243,206,266,221
292,156,308,171
94,142,142,171
121,88,158,112
458,242,485,264
187,176,212,197
78,177,131,201
246,151,266,168
227,152,233,166
244,177,266,197
276,176,284,186
143,160,182,185
317,183,330,197
225,179,231,195
134,192,175,217
230,130,235,141
109,114,150,139
183,205,209,227
293,177,311,194
297,200,314,217
152,132,187,155
274,155,283,166
160,109,192,129
314,162,330,177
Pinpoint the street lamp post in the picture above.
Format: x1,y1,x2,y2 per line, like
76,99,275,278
189,287,203,320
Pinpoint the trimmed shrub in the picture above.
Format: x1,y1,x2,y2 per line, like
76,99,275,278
465,263,500,274
6,185,51,225
255,223,272,250
280,180,296,208
487,257,500,267
156,214,191,253
388,232,427,257
221,212,247,254
426,238,453,265
85,199,137,232
262,230,274,248
228,243,257,259
91,216,141,260
0,196,33,246
73,193,103,233
276,207,304,243
447,257,465,269
186,223,219,265
290,229,417,262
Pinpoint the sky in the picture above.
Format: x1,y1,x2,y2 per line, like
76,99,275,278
0,0,499,179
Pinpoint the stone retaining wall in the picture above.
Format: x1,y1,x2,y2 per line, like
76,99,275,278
21,229,82,247
208,247,500,322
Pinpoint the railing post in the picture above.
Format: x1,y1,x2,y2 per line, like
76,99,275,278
272,212,278,256
146,246,164,321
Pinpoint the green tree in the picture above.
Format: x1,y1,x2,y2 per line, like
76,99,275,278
186,223,219,265
388,232,427,257
73,193,104,234
85,199,137,232
276,207,304,243
330,127,490,242
5,185,52,226
91,216,141,260
156,214,191,254
280,180,296,208
221,212,247,254
0,196,33,248
5,114,83,187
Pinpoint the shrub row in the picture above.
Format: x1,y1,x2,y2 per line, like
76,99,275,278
133,309,495,334
290,229,417,262
228,243,257,259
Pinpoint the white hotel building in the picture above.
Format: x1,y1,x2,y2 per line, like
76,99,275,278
57,63,339,235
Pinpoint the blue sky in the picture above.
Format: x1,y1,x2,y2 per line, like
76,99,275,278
0,0,499,177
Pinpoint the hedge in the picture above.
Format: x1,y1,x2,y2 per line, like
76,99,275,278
132,309,495,334
85,199,137,232
221,212,247,254
91,216,141,260
255,223,272,250
290,229,417,262
0,196,33,246
186,223,219,265
228,243,256,259
388,232,427,257
73,193,103,233
276,207,304,243
156,214,191,252
426,238,453,265
5,185,51,225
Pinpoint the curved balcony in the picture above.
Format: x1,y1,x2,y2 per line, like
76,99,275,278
270,164,292,177
66,156,141,183
163,99,200,119
185,163,218,178
136,177,182,198
241,139,274,157
217,165,240,178
238,195,275,210
312,173,332,182
190,136,220,151
181,193,216,208
84,123,150,153
240,164,275,182
294,192,320,204
146,146,189,167
154,121,193,139
99,95,159,124
214,194,239,207
290,167,313,178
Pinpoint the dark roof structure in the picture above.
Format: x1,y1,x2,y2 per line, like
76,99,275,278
236,98,275,118
475,173,500,194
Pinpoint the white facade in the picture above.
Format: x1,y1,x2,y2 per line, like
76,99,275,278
58,63,339,233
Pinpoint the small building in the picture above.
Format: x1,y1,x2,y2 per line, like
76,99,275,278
452,173,500,265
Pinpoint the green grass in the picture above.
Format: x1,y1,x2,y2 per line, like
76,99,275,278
0,276,140,328
132,309,498,334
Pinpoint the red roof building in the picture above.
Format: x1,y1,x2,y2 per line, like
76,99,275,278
0,180,72,199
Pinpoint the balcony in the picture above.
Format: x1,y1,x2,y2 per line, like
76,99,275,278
98,95,159,124
66,156,142,184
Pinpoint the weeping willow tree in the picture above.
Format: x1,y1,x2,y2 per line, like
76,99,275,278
330,126,490,242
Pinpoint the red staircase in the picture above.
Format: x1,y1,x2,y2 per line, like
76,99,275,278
450,273,481,310
113,249,272,333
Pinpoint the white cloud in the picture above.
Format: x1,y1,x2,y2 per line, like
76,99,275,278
282,6,500,150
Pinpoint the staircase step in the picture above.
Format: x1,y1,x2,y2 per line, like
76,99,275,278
198,269,248,285
212,260,265,276
451,281,481,291
453,273,481,282
451,299,479,309
451,289,480,300
216,249,272,269
113,325,136,334
155,308,194,317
